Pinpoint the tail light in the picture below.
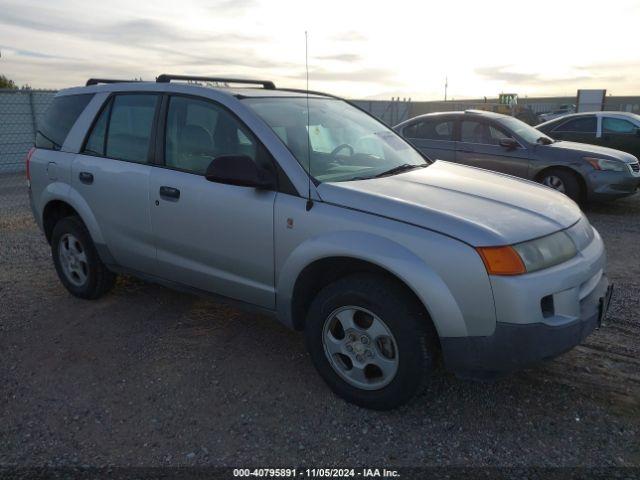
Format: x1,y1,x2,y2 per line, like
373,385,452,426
26,147,35,185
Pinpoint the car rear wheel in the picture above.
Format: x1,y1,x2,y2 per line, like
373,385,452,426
539,169,581,202
51,216,116,299
304,273,438,410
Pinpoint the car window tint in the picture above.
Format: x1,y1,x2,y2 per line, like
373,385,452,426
553,117,596,133
460,120,511,145
83,99,111,156
488,125,511,142
36,94,93,150
165,96,258,175
104,94,158,163
404,119,453,141
603,117,636,134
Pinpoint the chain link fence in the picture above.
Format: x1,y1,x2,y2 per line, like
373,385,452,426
0,89,56,222
0,89,56,174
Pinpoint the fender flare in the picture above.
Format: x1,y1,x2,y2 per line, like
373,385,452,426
276,230,468,337
39,182,105,245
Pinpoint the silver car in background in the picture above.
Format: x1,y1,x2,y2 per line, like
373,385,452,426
28,75,612,409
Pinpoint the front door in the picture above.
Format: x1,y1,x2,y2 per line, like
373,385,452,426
455,119,530,178
149,94,276,308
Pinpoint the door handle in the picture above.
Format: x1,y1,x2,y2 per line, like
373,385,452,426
79,171,94,184
159,186,180,200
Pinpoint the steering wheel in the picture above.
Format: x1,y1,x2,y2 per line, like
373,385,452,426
330,143,355,158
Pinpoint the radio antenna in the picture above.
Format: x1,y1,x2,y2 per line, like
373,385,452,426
305,30,313,211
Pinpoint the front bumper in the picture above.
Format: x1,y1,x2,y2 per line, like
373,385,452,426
441,274,611,379
441,222,611,379
587,170,640,200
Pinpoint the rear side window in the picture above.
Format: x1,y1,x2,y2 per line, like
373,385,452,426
36,94,93,150
404,119,454,141
83,94,159,163
553,117,596,133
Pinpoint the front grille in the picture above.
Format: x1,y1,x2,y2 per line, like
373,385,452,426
630,161,640,173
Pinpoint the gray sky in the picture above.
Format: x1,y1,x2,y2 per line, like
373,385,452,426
0,0,638,99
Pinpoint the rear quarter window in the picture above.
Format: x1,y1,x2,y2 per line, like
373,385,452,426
35,94,93,150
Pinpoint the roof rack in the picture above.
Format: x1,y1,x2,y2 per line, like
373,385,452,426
156,74,275,90
86,78,141,86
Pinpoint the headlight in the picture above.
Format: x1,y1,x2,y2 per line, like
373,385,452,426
513,231,577,273
584,157,627,172
477,231,577,275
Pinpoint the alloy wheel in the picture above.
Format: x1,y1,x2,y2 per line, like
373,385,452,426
322,305,399,390
542,175,566,193
58,233,88,287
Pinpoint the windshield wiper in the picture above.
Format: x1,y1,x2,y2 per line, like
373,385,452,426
374,163,427,178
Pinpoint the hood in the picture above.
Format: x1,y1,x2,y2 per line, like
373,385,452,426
543,141,638,163
317,161,582,246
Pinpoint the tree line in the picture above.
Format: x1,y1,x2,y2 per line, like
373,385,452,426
0,74,31,90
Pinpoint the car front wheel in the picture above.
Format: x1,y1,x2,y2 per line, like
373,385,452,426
539,169,581,202
304,273,438,410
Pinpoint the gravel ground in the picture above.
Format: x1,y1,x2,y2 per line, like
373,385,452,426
0,173,639,468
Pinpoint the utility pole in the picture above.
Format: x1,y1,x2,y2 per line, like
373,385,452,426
444,76,448,102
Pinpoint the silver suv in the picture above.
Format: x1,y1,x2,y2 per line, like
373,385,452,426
27,75,612,409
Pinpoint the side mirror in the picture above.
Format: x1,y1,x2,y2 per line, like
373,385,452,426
205,155,274,189
499,138,519,150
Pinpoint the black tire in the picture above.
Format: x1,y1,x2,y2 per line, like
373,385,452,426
538,169,582,203
304,273,438,410
51,216,116,299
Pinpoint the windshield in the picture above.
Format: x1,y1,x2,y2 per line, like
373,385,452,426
498,116,554,144
242,97,427,182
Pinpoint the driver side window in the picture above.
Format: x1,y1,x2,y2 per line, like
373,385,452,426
602,117,637,134
165,96,258,175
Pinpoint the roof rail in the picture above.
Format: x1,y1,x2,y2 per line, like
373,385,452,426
275,88,341,100
156,74,275,90
86,78,141,86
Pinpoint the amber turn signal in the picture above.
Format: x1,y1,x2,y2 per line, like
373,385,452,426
476,246,526,276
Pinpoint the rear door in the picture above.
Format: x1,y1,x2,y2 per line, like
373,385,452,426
400,117,456,161
148,94,276,308
455,118,530,178
549,115,597,144
72,93,159,273
600,116,640,156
